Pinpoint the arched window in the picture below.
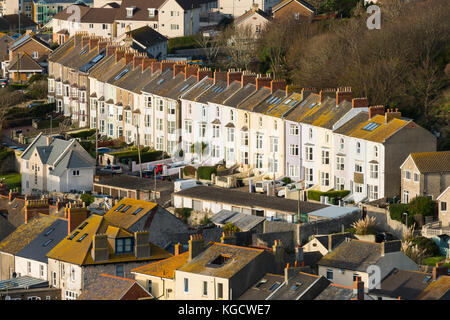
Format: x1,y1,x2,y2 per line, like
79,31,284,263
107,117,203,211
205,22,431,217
309,128,313,139
374,146,378,157
357,142,361,154
340,138,344,149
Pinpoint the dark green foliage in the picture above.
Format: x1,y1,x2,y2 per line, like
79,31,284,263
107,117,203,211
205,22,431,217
411,236,440,257
197,166,217,180
408,196,436,217
175,207,192,223
282,177,292,184
80,193,95,206
200,215,211,225
168,35,200,53
28,74,47,84
223,222,240,232
112,150,166,164
307,190,350,201
389,203,410,222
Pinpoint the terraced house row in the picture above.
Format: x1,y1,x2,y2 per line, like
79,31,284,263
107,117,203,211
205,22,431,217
47,34,437,203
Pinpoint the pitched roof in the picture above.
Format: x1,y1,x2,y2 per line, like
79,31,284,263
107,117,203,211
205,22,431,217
127,25,167,47
16,219,68,263
210,210,266,231
369,268,433,300
0,215,15,242
6,197,26,228
334,112,412,143
115,0,165,21
177,242,265,278
9,33,52,52
409,151,450,173
268,272,327,300
314,283,356,300
234,8,271,26
103,198,158,230
312,232,356,251
0,214,58,255
318,239,385,272
53,5,117,24
174,186,327,215
238,273,284,300
223,83,256,108
7,52,43,72
416,276,450,300
0,14,37,32
46,214,172,265
272,0,315,13
131,251,189,279
78,273,152,300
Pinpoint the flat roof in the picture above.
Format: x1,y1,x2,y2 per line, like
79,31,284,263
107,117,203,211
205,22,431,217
307,205,360,219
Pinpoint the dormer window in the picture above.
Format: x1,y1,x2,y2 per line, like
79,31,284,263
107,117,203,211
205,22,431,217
116,237,133,254
126,6,135,18
148,8,155,17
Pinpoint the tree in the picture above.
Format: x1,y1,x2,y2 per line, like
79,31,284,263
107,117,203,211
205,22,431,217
223,222,240,232
194,33,221,66
220,24,256,70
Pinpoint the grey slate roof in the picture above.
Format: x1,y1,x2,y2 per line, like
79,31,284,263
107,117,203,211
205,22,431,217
16,219,68,263
175,186,327,215
211,210,265,232
238,273,285,300
314,283,356,300
268,273,330,300
0,215,15,242
0,276,48,291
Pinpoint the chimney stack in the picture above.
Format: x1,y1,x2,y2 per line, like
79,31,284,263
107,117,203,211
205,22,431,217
213,70,227,84
115,48,125,63
286,84,301,96
64,202,88,235
255,75,271,91
220,231,236,245
89,37,100,52
301,87,318,100
272,239,285,265
353,276,364,300
106,44,117,57
270,79,287,94
227,69,243,86
161,60,176,73
92,234,109,261
432,264,448,281
174,242,183,256
173,63,186,77
81,35,90,48
319,88,336,104
368,105,385,119
151,61,161,73
97,40,108,52
336,87,352,105
385,108,401,123
184,64,199,80
197,68,212,82
134,231,151,259
124,50,134,65
241,72,257,87
188,233,204,261
141,58,154,72
24,199,50,224
132,54,144,70
352,98,369,109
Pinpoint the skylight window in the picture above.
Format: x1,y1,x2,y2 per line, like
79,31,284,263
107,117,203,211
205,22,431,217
290,283,302,291
43,239,53,247
132,208,143,215
76,233,88,242
44,228,55,236
361,122,380,131
308,103,316,109
68,231,79,240
299,100,308,107
255,279,267,288
179,84,190,92
284,99,292,104
121,205,131,212
209,254,231,266
291,100,297,106
269,282,280,291
114,68,129,81
78,222,88,230
79,48,88,55
115,204,125,211
157,78,165,85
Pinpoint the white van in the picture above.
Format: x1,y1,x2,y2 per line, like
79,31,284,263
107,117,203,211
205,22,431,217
174,179,203,192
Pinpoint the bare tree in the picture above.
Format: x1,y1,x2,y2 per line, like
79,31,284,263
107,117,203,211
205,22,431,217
220,25,256,70
194,33,221,66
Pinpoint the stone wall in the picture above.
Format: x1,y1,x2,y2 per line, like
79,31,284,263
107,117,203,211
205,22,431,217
0,151,20,174
252,231,294,251
365,204,408,240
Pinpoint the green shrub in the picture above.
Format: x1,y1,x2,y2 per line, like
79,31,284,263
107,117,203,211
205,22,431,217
389,203,410,221
408,196,436,217
80,193,95,206
411,236,440,257
422,256,446,266
111,150,166,164
223,222,240,232
168,35,200,53
200,215,211,225
197,166,217,180
282,177,292,184
307,190,350,201
175,207,192,223
28,74,47,83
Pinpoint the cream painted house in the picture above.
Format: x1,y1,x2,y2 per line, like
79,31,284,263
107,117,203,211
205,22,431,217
437,187,450,227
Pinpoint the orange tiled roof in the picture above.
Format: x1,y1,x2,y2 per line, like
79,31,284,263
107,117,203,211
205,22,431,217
131,251,189,279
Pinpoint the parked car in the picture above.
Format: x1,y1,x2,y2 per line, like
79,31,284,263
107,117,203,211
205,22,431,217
97,147,111,153
277,182,304,197
2,142,8,147
0,79,7,87
174,179,203,192
100,165,122,174
27,100,45,109
254,180,284,193
8,146,18,150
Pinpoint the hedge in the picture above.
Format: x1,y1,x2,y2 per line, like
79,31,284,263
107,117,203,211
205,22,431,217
389,203,410,222
307,190,350,202
111,150,166,164
69,129,96,139
197,166,217,180
411,236,440,257
168,35,200,53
